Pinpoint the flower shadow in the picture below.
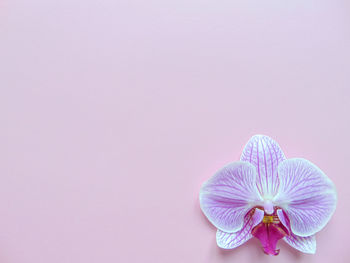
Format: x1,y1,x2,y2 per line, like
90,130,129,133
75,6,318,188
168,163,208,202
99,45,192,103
278,241,304,260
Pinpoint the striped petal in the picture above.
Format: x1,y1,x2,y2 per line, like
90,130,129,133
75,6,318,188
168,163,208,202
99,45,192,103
200,162,262,233
274,159,337,237
240,135,286,198
217,208,264,249
277,209,316,254
284,234,316,254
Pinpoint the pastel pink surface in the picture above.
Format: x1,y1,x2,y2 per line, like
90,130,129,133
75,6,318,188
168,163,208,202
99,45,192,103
1,0,350,263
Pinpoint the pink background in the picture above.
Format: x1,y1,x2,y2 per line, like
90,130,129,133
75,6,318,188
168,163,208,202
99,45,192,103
1,0,350,262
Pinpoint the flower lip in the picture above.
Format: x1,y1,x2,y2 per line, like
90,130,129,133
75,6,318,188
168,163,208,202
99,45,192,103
251,208,289,256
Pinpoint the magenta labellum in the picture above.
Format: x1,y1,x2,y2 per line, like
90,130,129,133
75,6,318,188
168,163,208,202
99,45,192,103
200,135,337,255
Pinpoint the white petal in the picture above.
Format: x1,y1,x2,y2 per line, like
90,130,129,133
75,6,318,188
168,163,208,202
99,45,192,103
200,162,262,232
274,159,337,236
240,135,286,197
277,208,316,254
217,209,264,249
283,234,316,254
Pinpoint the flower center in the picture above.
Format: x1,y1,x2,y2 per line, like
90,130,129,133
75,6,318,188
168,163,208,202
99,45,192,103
263,200,274,215
262,215,280,224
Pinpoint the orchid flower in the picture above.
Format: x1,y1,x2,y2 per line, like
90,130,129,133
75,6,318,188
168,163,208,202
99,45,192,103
199,135,337,255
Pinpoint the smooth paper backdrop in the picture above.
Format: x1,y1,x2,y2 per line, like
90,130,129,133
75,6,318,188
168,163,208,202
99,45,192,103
1,0,349,262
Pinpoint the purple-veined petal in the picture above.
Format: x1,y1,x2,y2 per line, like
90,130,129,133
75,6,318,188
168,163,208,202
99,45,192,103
240,135,286,197
217,208,264,249
274,158,337,237
276,209,289,231
200,162,263,232
284,234,316,254
277,209,316,254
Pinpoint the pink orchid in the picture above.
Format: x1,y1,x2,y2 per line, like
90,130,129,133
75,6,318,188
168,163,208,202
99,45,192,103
199,135,337,255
